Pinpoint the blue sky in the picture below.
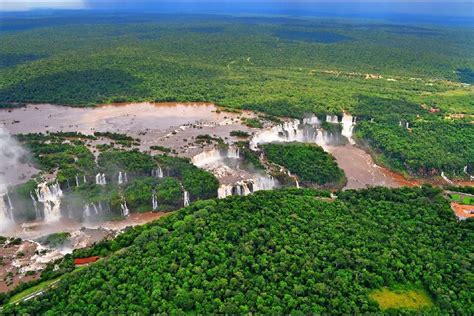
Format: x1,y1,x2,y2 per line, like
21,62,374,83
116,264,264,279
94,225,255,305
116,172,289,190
1,0,473,17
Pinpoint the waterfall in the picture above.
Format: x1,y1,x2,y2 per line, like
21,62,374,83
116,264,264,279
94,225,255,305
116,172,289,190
251,176,277,192
118,172,123,185
441,171,453,184
326,115,339,124
95,173,106,185
303,115,320,125
288,171,300,188
92,203,99,215
183,190,190,207
218,184,234,199
152,193,158,211
0,195,13,228
83,204,91,218
227,146,240,159
152,167,164,178
192,146,241,167
35,182,63,222
30,191,41,219
75,175,80,187
464,165,468,174
406,122,409,129
124,173,128,183
341,113,356,145
399,121,402,127
83,175,87,184
121,202,129,216
98,201,103,213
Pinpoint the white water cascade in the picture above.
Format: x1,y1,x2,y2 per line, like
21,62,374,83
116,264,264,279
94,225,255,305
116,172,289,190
152,167,164,178
121,201,129,216
341,113,357,145
191,146,241,167
35,182,63,222
118,172,123,185
441,171,454,184
326,115,339,124
303,115,320,125
183,190,190,207
95,173,106,185
30,191,41,219
152,193,158,211
83,175,87,184
250,118,337,150
0,194,13,228
217,176,278,199
75,175,80,187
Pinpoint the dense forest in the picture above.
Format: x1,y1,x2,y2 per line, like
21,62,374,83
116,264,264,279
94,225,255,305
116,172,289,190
5,187,472,314
262,142,346,187
1,14,473,179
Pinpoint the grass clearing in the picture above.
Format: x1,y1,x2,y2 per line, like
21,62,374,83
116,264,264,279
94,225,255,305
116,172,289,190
7,277,61,305
370,287,434,311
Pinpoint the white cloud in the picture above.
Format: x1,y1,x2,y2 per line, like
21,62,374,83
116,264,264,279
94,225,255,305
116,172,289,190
0,0,86,11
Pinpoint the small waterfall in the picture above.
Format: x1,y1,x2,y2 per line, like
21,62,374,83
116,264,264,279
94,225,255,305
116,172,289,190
288,171,300,188
326,115,339,124
98,201,103,213
75,175,80,187
92,203,99,215
152,167,164,178
121,202,129,216
406,122,409,129
118,172,123,185
30,191,41,219
83,204,91,218
35,182,63,222
95,173,106,185
464,165,468,174
303,115,320,125
124,173,128,183
399,121,402,127
83,175,87,184
152,193,158,211
6,193,13,212
441,171,453,184
183,190,190,207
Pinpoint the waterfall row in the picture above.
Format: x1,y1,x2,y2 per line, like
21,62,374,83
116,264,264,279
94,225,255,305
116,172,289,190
217,176,277,199
250,120,338,149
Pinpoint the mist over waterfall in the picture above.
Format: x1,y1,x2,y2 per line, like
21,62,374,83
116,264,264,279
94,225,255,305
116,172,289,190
0,127,26,229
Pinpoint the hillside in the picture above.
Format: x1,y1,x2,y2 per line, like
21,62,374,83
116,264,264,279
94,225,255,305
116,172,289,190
6,187,473,314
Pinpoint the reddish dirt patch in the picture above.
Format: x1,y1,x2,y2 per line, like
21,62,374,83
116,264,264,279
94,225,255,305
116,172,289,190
451,202,474,220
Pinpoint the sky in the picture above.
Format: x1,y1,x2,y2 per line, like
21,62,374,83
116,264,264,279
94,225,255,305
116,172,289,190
1,0,473,18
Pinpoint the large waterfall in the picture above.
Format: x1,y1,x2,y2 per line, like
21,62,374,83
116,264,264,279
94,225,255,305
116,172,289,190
191,146,241,167
35,182,63,222
341,113,356,145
